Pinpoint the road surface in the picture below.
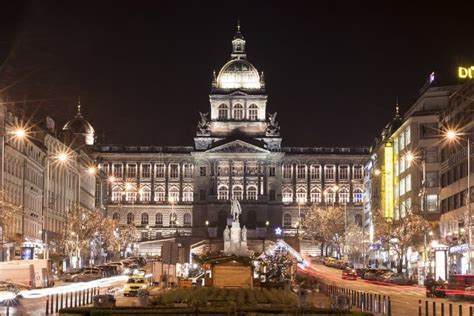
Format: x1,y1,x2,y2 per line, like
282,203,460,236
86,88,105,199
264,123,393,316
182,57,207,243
305,262,474,316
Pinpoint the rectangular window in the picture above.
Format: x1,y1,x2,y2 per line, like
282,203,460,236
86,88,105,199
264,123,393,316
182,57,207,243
405,127,411,146
325,165,335,181
310,165,321,180
217,164,229,176
406,174,411,192
155,163,165,178
269,166,276,177
400,156,406,173
296,164,306,179
399,133,405,150
353,165,363,180
406,198,412,214
169,163,179,179
423,147,438,163
282,164,292,179
426,171,438,187
426,194,438,212
200,166,207,176
394,138,399,155
127,164,137,178
420,123,438,138
113,164,123,178
400,178,406,195
339,165,349,181
141,164,151,178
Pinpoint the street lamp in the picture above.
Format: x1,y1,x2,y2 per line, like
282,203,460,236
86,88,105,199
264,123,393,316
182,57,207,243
444,128,471,272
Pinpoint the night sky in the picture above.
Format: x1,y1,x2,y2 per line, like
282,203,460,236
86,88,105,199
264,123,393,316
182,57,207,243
0,1,473,147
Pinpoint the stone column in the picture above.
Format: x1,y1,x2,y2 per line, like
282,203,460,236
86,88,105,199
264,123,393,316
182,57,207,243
292,163,297,203
243,162,247,199
229,160,233,199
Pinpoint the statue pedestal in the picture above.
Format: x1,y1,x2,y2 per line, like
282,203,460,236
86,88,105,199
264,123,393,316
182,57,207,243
224,222,248,256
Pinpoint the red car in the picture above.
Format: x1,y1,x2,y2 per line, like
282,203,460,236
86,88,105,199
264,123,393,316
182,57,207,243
342,268,358,280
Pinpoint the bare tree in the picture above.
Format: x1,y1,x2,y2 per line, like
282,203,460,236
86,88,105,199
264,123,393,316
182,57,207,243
372,209,431,274
345,223,368,264
304,205,346,257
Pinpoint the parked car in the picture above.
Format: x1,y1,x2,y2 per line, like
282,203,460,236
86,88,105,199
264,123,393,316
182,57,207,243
342,268,358,280
378,272,411,285
129,256,146,267
97,265,116,277
364,269,391,281
355,268,368,278
324,257,336,267
107,262,124,273
68,270,103,282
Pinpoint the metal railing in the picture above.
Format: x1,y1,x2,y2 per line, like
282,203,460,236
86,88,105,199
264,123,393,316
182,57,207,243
45,287,99,314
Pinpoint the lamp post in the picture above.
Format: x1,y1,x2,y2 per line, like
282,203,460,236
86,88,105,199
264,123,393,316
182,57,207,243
445,129,471,272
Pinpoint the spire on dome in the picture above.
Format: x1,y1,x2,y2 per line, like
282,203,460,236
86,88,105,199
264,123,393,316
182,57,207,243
77,97,83,117
394,97,401,119
231,20,246,59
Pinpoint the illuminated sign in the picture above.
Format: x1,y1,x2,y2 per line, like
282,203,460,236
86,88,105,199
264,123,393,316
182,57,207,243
458,66,474,79
383,143,394,218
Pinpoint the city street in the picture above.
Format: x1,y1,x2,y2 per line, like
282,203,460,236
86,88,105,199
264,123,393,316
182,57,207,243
305,262,474,316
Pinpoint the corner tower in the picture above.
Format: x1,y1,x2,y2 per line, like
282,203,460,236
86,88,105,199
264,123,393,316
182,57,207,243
194,23,281,151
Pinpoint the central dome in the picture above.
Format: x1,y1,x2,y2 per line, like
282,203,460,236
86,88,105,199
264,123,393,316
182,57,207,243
216,59,261,90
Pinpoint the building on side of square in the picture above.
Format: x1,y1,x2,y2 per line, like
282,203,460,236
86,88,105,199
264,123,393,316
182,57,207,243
438,80,474,274
364,77,459,273
94,25,369,256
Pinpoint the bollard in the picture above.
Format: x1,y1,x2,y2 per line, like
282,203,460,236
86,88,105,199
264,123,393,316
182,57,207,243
61,292,64,310
82,289,86,306
388,297,391,316
55,293,59,313
425,300,428,316
65,292,69,308
6,304,9,316
459,305,462,316
419,300,422,316
441,303,444,316
433,301,436,316
449,303,452,316
50,293,54,314
45,296,49,315
383,295,386,314
75,290,78,307
379,294,382,313
470,306,473,316
87,288,90,304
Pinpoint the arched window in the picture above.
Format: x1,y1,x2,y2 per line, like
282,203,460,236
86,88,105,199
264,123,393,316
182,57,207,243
155,213,163,225
355,214,363,226
141,212,149,225
339,188,350,204
169,186,179,203
233,104,244,120
232,185,243,200
169,213,177,226
353,188,363,204
183,186,193,202
218,104,228,120
183,163,193,178
283,213,292,227
310,188,321,203
183,213,192,226
127,212,134,225
247,186,257,200
218,185,229,200
296,187,307,203
140,186,151,202
112,212,120,221
248,104,258,120
154,186,165,202
325,188,335,203
282,188,293,203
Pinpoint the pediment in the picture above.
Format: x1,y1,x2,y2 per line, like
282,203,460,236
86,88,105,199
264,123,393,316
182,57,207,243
206,139,269,154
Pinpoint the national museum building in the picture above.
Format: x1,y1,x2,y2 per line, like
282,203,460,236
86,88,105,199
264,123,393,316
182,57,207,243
93,26,369,243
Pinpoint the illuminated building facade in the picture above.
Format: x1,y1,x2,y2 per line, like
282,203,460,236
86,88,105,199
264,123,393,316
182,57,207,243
94,26,369,250
438,81,474,274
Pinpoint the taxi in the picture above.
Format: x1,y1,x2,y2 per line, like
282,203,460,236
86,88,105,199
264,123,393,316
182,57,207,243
123,275,149,296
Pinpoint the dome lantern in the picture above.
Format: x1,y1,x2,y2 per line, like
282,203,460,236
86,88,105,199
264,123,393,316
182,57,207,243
62,99,95,145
